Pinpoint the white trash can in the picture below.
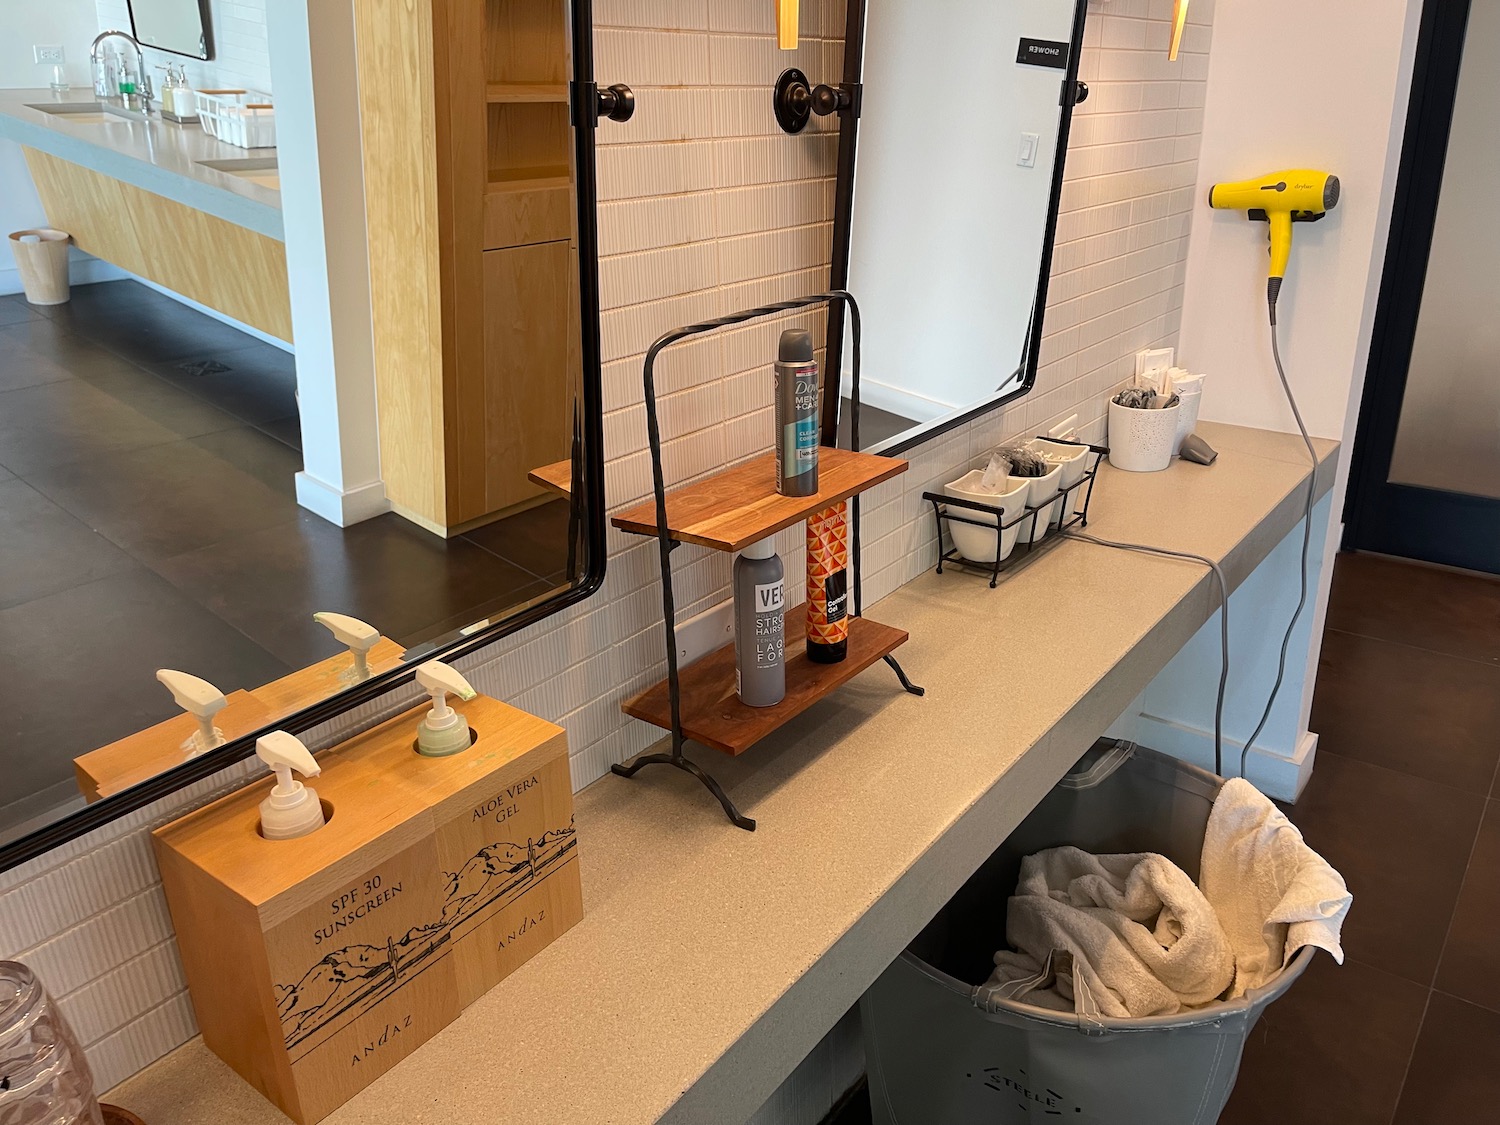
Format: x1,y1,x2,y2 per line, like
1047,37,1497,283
8,229,71,306
861,743,1314,1125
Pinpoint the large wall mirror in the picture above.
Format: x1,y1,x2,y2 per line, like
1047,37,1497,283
126,0,214,61
825,0,1087,453
0,0,610,870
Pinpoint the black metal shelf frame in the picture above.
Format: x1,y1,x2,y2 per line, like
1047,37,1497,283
923,441,1108,588
612,290,923,831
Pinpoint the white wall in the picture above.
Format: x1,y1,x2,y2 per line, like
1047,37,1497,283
1150,0,1424,775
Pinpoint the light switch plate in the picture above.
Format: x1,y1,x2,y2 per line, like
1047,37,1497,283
1017,132,1040,168
33,45,64,64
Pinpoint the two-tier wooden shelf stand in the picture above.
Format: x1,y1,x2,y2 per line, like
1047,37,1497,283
606,292,924,830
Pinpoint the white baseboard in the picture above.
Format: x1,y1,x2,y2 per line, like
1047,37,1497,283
1133,712,1319,801
295,472,390,527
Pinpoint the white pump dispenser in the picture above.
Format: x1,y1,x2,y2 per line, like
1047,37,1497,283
313,612,381,683
414,660,477,757
256,731,326,840
156,669,228,758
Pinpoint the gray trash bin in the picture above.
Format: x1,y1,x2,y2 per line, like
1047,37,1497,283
861,742,1314,1125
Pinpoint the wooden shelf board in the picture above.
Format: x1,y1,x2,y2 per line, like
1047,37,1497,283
486,82,569,104
622,608,909,756
528,459,573,498
487,164,571,190
611,447,907,552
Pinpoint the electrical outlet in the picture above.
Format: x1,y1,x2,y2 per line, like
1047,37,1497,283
33,45,65,65
1135,347,1174,379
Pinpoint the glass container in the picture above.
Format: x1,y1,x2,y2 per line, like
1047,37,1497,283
0,962,103,1125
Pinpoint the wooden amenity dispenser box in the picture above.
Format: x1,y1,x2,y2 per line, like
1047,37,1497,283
152,695,581,1124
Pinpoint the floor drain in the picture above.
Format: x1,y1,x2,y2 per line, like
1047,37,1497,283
177,359,232,376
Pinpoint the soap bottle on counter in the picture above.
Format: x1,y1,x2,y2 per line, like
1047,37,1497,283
256,731,326,840
734,538,786,707
414,660,478,756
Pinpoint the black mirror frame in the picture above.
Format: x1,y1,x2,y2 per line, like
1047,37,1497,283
126,0,216,62
821,0,1090,456
0,0,609,875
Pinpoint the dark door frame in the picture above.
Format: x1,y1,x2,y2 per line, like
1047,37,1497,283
1343,0,1499,572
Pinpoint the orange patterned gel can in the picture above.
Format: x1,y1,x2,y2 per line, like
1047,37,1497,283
806,501,849,663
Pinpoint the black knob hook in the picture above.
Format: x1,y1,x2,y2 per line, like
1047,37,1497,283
596,83,635,123
773,68,854,135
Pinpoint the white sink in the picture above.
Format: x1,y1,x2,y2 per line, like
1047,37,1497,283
196,156,279,191
25,102,111,123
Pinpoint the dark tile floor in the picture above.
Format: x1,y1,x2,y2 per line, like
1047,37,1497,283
829,551,1500,1125
0,281,572,832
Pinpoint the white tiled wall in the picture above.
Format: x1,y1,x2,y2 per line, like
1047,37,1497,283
0,0,1214,1105
95,0,273,94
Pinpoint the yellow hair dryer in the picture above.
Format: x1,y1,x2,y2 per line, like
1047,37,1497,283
1209,170,1340,303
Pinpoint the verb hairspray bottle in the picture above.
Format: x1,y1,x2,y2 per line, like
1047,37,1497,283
806,502,849,663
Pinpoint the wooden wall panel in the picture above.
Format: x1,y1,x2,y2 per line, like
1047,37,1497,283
23,149,292,342
484,0,569,84
353,0,448,529
480,242,574,516
482,180,573,249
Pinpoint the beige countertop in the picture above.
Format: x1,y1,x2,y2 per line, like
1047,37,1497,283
0,88,282,240
106,421,1339,1125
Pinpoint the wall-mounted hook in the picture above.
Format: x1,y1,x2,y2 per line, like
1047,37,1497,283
773,68,856,135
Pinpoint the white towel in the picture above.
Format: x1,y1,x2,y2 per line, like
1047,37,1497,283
1200,777,1352,998
986,846,1236,1019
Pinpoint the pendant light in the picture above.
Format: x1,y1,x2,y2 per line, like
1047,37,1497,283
777,0,798,49
1169,0,1189,60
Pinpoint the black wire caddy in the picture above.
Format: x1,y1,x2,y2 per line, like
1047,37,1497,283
610,290,924,831
923,439,1109,588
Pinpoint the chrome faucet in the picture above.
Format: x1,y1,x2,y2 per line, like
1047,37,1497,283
90,30,153,111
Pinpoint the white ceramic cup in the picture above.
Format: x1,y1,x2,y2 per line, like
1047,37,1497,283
1020,463,1064,544
1108,399,1180,472
1032,439,1092,524
943,470,1030,564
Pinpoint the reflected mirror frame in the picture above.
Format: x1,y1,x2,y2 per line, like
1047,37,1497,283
821,0,1090,456
126,0,216,62
0,0,609,875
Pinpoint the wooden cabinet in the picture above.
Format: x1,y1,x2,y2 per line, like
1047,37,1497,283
355,0,581,536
